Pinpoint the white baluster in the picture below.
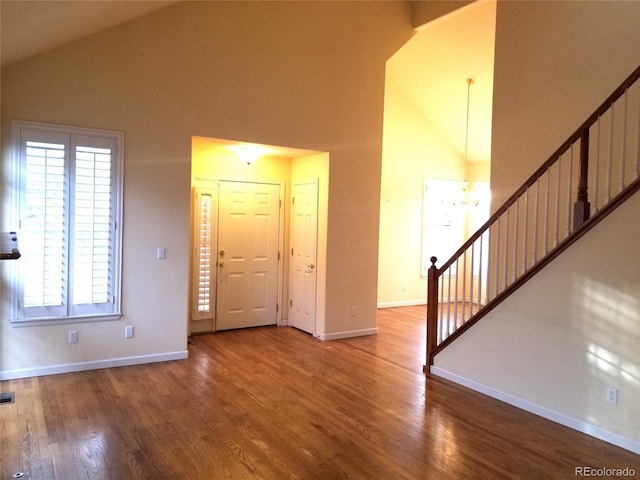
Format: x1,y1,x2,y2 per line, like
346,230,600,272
438,274,444,344
483,230,489,306
543,167,550,256
554,157,561,248
503,212,509,291
522,187,528,275
634,86,640,179
606,105,614,203
532,179,539,265
512,200,519,282
593,119,601,215
566,145,574,239
469,242,476,317
461,250,467,325
453,258,459,334
619,90,628,193
493,218,500,298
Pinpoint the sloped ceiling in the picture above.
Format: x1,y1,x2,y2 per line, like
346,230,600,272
388,0,496,163
0,0,179,66
1,0,495,163
0,0,321,158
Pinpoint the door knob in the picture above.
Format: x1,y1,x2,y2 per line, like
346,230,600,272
219,250,225,256
219,262,225,267
306,263,315,269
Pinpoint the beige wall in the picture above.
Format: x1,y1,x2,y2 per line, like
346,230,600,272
0,1,413,377
490,0,640,209
378,1,494,306
378,80,465,305
435,0,640,452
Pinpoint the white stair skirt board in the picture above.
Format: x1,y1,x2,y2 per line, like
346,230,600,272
430,366,640,455
0,351,189,381
315,328,378,341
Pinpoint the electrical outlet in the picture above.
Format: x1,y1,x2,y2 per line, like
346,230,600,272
607,387,618,405
68,330,78,344
350,306,357,316
125,326,134,338
157,247,166,259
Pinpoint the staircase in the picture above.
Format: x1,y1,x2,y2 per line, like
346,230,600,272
425,65,640,370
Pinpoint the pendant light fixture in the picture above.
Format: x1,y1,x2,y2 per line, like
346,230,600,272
464,77,474,165
454,78,479,208
229,144,261,165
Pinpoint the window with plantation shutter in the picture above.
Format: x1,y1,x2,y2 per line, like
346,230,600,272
192,189,215,320
10,121,123,322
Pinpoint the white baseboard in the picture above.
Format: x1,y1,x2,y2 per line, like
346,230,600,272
377,300,426,308
315,327,378,341
0,351,189,381
430,366,640,455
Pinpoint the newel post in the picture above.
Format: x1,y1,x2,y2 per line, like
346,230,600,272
425,256,438,372
573,129,591,230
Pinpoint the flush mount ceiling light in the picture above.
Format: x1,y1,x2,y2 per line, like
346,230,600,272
232,145,261,165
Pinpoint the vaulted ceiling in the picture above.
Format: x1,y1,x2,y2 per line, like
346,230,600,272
0,0,178,67
1,0,494,162
388,1,496,164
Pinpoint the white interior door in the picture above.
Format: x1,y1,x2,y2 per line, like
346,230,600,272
216,180,281,331
289,180,318,334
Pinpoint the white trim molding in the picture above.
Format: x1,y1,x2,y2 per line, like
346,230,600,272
315,327,378,341
377,300,426,309
0,351,189,381
430,366,640,455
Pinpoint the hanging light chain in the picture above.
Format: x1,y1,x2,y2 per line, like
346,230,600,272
464,78,474,163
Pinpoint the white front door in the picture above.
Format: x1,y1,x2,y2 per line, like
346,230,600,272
216,180,281,331
288,180,318,334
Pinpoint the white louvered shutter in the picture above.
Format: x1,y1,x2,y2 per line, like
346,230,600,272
21,134,69,318
15,123,122,321
70,135,118,316
192,189,215,320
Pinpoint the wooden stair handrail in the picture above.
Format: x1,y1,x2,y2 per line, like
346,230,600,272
435,65,640,276
426,64,640,369
427,177,640,366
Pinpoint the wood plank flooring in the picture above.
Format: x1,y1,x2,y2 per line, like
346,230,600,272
1,306,638,479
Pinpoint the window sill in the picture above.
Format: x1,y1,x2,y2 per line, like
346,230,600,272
9,313,122,327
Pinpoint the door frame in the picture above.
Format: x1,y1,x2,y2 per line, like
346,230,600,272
190,177,285,332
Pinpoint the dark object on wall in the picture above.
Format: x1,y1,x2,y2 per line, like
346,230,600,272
1,231,21,260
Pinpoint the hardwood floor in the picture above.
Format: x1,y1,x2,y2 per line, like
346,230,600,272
1,306,638,479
